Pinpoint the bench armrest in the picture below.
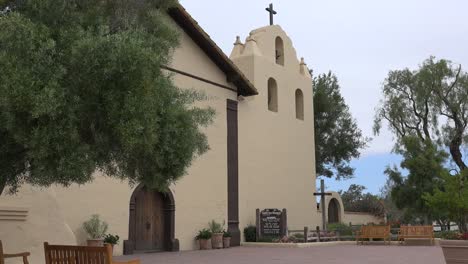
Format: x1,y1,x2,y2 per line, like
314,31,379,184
113,259,141,264
4,252,30,258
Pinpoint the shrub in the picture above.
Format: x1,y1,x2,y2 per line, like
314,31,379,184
436,231,462,240
83,215,108,239
244,225,256,242
223,231,232,238
257,236,276,243
103,234,120,245
195,229,212,240
327,223,353,236
208,220,224,234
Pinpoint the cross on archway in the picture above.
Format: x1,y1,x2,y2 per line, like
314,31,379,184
314,179,332,231
265,3,277,25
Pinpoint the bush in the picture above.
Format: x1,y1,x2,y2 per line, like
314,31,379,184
327,223,353,236
436,231,461,240
257,236,276,243
244,225,256,242
195,229,212,240
103,234,120,245
208,220,224,234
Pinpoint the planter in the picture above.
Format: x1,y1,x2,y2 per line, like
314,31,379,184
198,239,211,250
211,233,223,249
87,239,104,247
440,240,468,264
223,237,231,248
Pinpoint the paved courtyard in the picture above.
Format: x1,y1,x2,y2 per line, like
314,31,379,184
118,245,445,264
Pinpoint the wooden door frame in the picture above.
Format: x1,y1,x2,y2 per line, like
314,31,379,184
124,184,179,255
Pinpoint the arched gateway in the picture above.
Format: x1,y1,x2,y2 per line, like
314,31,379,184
328,198,340,223
124,184,179,254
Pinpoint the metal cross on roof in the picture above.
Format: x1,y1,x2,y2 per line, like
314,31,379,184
265,3,277,26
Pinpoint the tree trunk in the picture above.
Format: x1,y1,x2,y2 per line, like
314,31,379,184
0,177,6,196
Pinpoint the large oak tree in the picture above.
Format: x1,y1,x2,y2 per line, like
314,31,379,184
375,57,468,229
0,0,215,195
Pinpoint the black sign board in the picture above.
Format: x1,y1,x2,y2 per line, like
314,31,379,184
255,208,287,240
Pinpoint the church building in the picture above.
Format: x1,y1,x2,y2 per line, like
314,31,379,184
0,3,380,264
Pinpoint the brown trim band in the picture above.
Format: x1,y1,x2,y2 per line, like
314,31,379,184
162,66,237,93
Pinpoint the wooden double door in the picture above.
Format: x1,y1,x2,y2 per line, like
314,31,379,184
134,186,165,252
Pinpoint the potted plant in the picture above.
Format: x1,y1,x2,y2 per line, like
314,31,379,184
104,234,120,254
195,229,212,250
209,220,224,249
223,231,232,248
83,214,108,246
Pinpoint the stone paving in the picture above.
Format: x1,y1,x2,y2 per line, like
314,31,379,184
118,245,445,264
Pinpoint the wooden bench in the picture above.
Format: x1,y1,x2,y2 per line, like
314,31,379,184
44,242,140,264
355,225,391,245
398,226,434,245
0,240,30,264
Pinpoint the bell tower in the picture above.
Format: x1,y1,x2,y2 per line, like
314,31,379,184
231,24,320,235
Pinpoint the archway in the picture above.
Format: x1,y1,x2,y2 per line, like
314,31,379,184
328,198,340,223
125,184,178,254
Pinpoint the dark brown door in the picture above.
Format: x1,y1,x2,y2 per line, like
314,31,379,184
134,186,165,251
328,199,340,223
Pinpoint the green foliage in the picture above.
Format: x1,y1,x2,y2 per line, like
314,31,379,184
195,229,212,240
339,184,385,217
313,71,369,180
257,236,276,243
83,215,108,239
327,223,353,236
208,220,224,234
384,138,448,223
375,57,468,226
103,234,120,245
435,231,462,240
243,225,256,242
424,170,468,232
0,0,215,195
223,231,232,238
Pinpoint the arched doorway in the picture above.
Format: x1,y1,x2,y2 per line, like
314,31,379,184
328,198,340,223
125,184,178,254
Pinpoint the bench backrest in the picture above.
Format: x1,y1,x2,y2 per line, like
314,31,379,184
360,225,390,236
44,243,113,264
400,226,433,236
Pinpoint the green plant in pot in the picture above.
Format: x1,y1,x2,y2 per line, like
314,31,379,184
104,234,120,254
83,214,108,246
223,230,232,248
209,220,224,249
195,229,212,250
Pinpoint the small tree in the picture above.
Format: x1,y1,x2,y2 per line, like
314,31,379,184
424,170,468,233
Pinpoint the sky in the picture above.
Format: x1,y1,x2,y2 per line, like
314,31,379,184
179,0,468,194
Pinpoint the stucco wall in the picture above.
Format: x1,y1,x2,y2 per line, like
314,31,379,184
232,25,320,237
0,20,237,263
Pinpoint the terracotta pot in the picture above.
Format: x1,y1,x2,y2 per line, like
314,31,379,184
198,239,211,250
211,233,223,249
223,237,231,248
440,240,468,264
87,239,104,247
